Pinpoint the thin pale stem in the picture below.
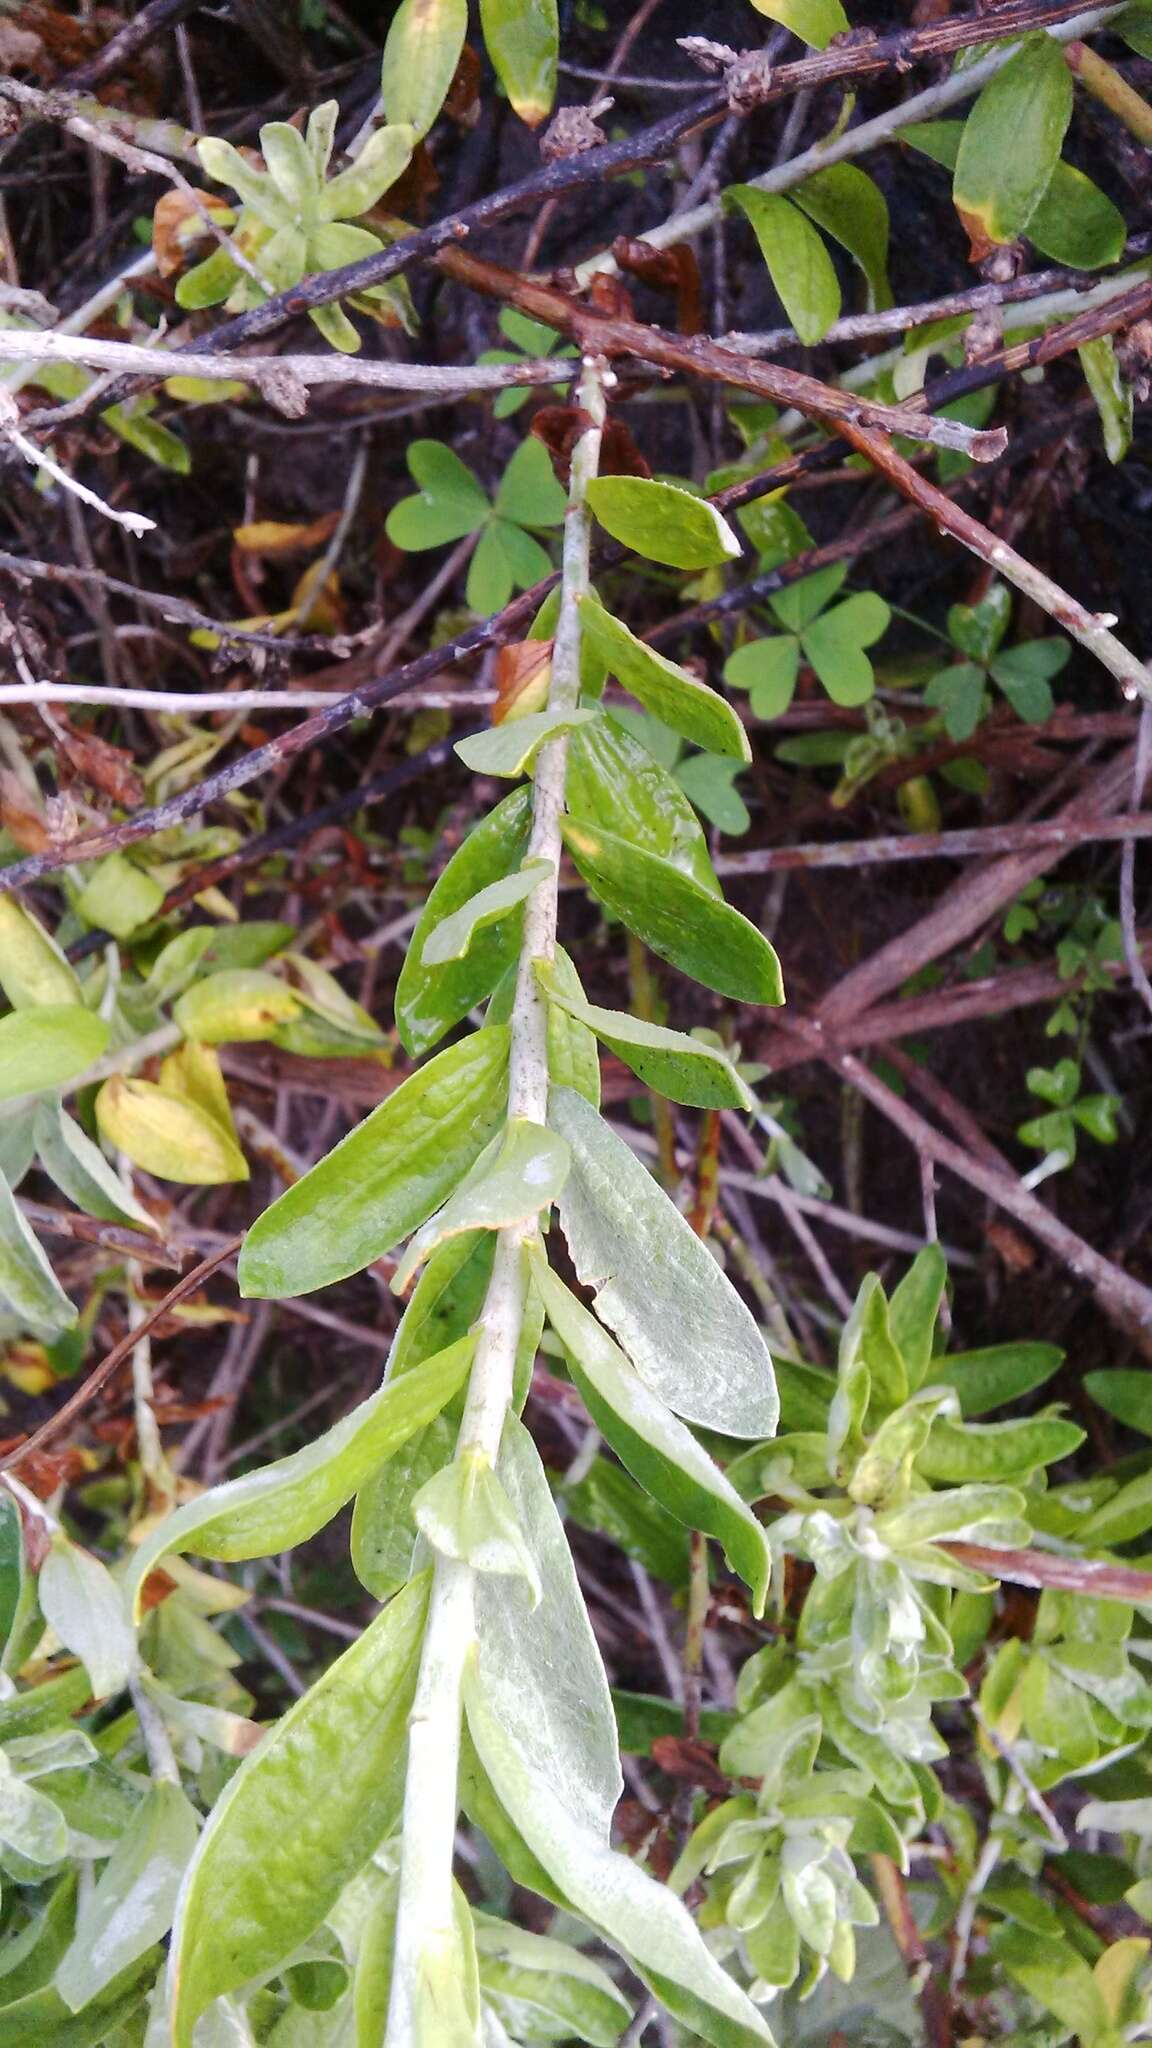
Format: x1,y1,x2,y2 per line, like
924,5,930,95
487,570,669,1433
385,356,610,2043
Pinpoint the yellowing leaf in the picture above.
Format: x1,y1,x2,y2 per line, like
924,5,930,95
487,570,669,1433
480,0,557,126
382,0,469,136
173,968,302,1044
0,897,79,1008
954,34,1073,245
96,1076,249,1184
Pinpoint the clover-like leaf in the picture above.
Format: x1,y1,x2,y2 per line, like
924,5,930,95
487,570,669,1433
387,441,491,549
724,634,801,719
800,591,889,707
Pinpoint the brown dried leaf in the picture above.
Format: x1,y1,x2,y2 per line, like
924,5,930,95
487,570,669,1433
612,236,704,335
152,188,233,277
0,767,49,854
494,639,553,724
53,713,144,806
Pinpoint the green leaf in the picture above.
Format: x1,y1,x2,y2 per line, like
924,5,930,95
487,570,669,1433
769,562,848,633
1027,160,1127,268
0,899,79,1010
726,188,840,346
953,35,1073,244
992,1925,1109,2041
536,964,753,1110
455,708,596,780
197,136,290,225
1080,334,1133,465
464,1657,773,2045
173,967,301,1043
386,441,490,550
494,434,568,527
791,164,892,311
319,123,416,219
381,0,469,136
415,1447,541,1598
55,1782,199,2012
550,1087,777,1434
1083,1470,1152,1546
991,638,1066,723
585,478,741,571
75,853,165,939
530,1253,772,1613
579,597,750,760
1028,1056,1080,1107
746,0,847,47
39,1535,136,1701
676,754,751,835
479,0,558,126
0,1170,77,1334
0,1005,108,1103
174,243,241,310
948,584,1011,661
724,635,801,720
1085,1369,1152,1436
889,1246,948,1391
351,1235,494,1598
126,1333,475,1606
924,662,986,742
422,859,552,967
566,1459,689,1587
397,785,533,1058
392,1117,570,1292
0,1959,155,2048
566,713,720,895
170,1573,430,2046
916,1412,1084,1484
561,818,784,1004
237,1025,510,1296
259,121,321,212
32,1101,156,1231
474,1914,632,2046
801,591,889,707
543,946,602,1109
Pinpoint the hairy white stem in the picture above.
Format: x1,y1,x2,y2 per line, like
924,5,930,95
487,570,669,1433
385,357,610,2044
577,5,1124,280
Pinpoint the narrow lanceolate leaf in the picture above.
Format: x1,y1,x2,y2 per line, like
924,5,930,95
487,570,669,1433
125,1334,476,1611
544,946,602,1108
455,708,598,779
1080,335,1133,464
953,34,1073,246
33,1100,157,1231
916,1412,1084,1484
381,0,468,136
479,0,558,126
726,188,840,346
422,859,553,967
39,1536,137,1700
465,1661,774,2047
0,1170,77,1332
55,1782,200,2012
531,1254,772,1614
790,163,892,310
0,1006,108,1103
170,1573,430,2047
95,1076,248,1186
0,898,79,1008
537,964,751,1110
578,599,750,761
567,715,719,896
237,1024,510,1297
585,478,741,571
392,1117,569,1292
561,820,784,1005
474,1914,633,2045
397,785,532,1057
549,1087,777,1436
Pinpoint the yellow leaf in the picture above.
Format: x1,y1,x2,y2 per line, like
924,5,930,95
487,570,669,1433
159,1040,239,1142
96,1076,248,1185
0,898,80,1009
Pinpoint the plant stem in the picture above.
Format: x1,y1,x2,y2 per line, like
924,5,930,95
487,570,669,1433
1065,37,1152,143
385,356,609,2043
